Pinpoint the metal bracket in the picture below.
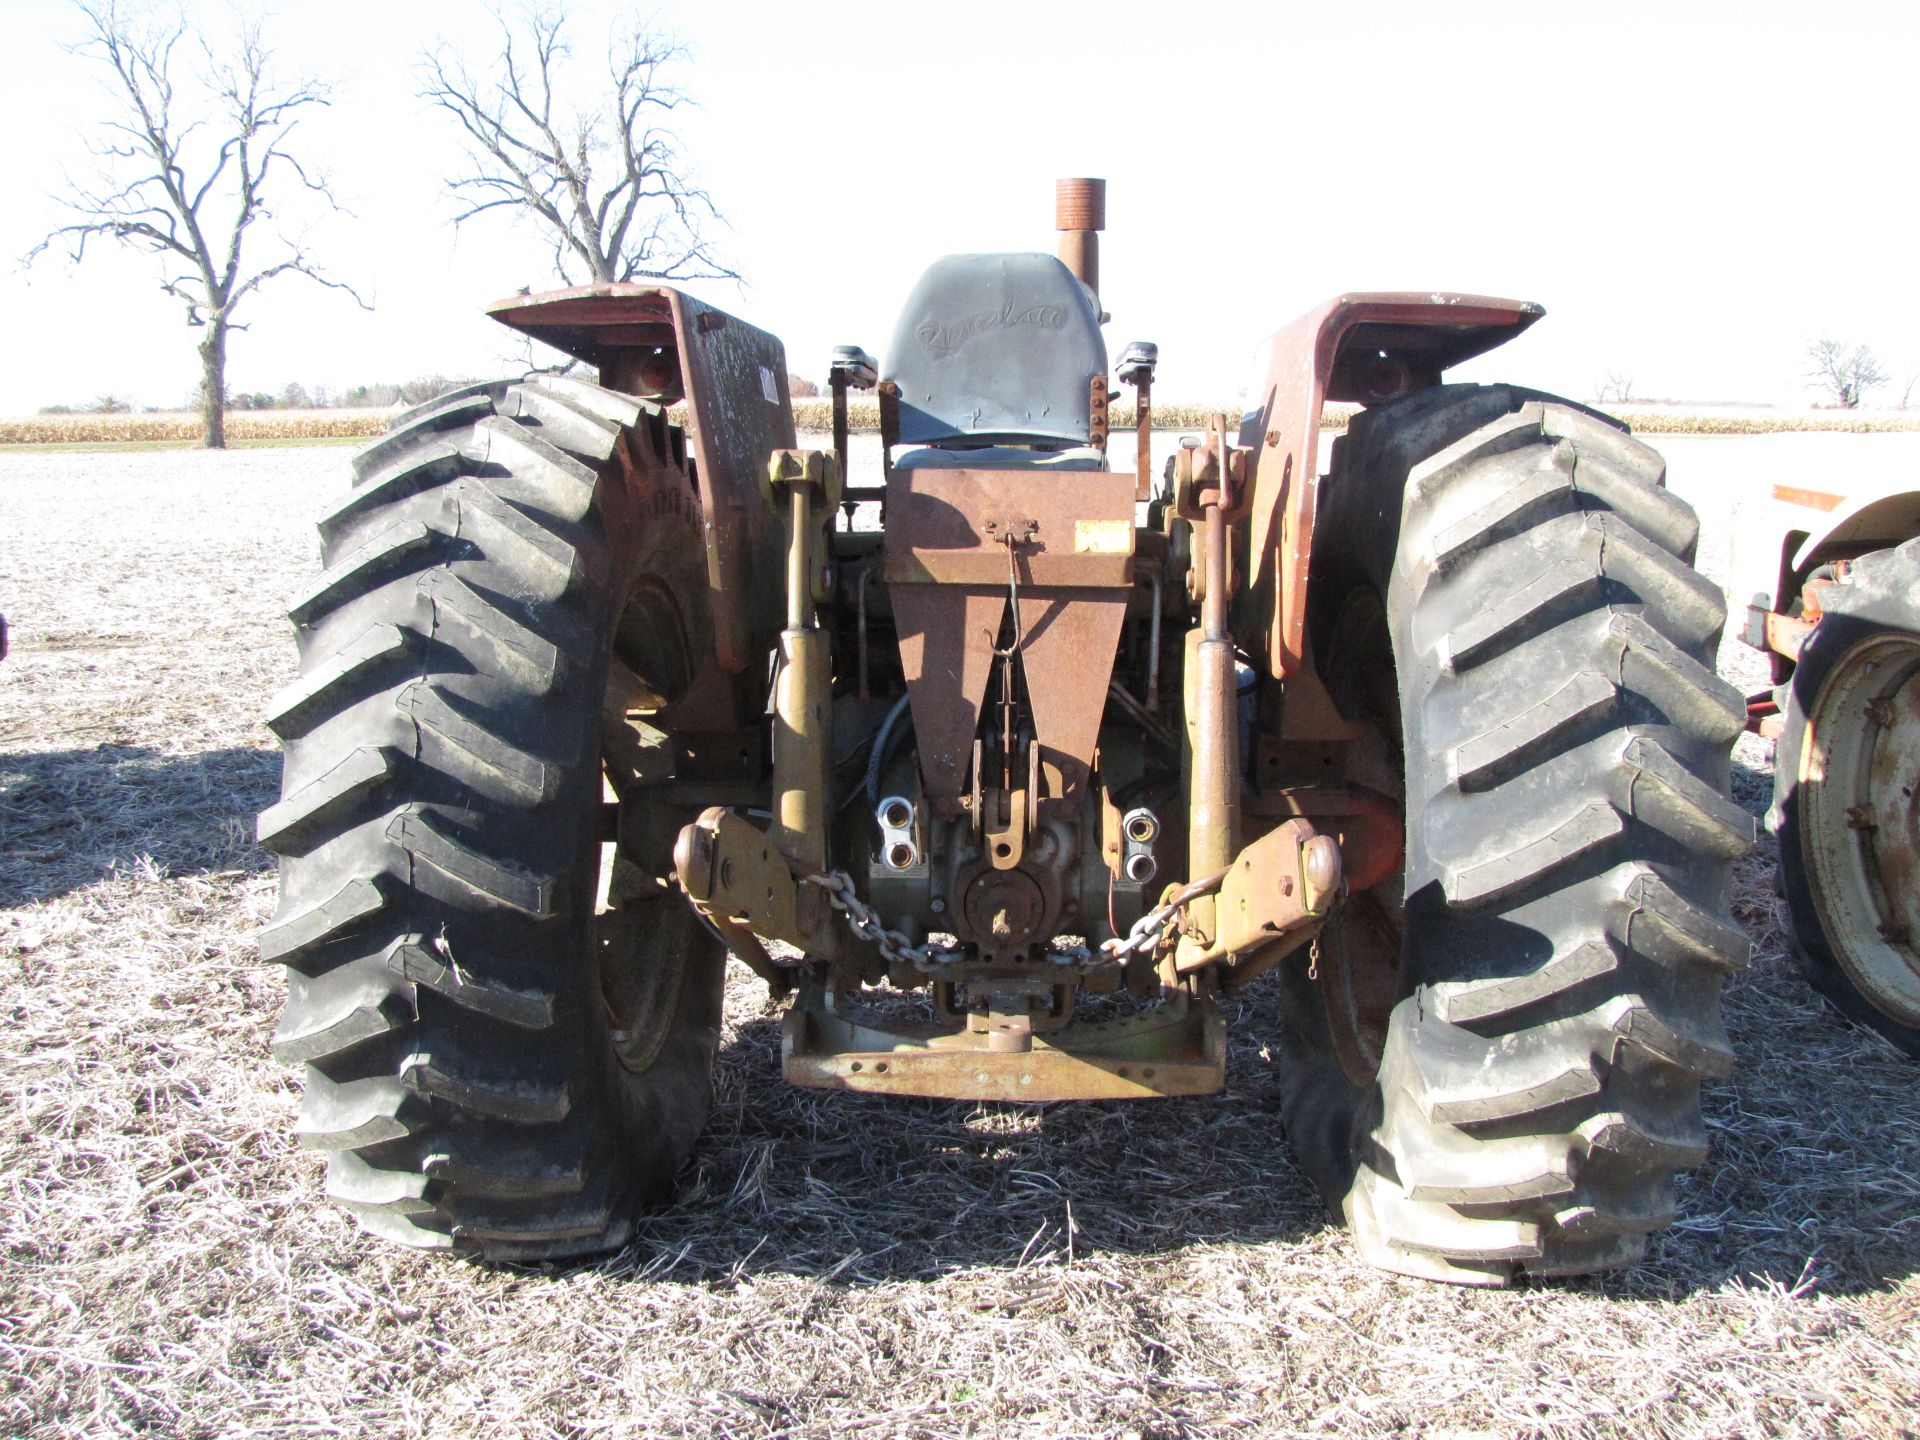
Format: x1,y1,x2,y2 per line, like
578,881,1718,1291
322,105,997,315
782,984,1225,1100
1089,372,1111,451
1746,600,1817,662
674,806,838,960
1171,415,1252,521
1175,817,1342,973
763,447,843,512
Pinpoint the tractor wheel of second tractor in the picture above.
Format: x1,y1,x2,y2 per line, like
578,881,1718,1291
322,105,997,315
1772,537,1920,1059
1273,384,1753,1284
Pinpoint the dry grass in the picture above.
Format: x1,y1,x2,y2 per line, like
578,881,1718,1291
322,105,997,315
1,443,1916,1440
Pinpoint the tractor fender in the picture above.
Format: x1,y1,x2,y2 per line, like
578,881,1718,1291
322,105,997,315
1235,293,1543,681
1790,486,1920,579
486,283,798,676
1728,461,1920,619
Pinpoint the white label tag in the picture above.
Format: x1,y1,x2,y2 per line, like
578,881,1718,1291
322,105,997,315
1074,519,1132,554
759,366,778,405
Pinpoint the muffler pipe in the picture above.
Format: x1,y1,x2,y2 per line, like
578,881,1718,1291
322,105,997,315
1055,178,1105,303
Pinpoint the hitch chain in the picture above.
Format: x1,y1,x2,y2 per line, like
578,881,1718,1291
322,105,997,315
798,869,1222,974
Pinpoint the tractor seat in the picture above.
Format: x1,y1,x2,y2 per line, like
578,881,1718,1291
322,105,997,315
882,252,1108,456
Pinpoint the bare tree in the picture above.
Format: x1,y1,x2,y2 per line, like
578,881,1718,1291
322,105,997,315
1593,370,1636,404
28,2,364,448
421,6,736,287
1804,338,1889,410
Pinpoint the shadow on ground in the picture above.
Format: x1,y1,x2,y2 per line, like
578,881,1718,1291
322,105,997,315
0,743,279,906
619,989,1326,1288
610,934,1918,1301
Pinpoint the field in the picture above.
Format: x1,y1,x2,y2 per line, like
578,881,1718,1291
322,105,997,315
6,400,1920,449
1,435,1917,1438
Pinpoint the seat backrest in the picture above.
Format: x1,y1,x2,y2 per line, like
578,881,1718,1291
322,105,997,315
882,253,1107,448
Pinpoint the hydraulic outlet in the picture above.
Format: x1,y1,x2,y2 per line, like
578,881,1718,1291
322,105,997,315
876,795,921,871
1120,806,1159,885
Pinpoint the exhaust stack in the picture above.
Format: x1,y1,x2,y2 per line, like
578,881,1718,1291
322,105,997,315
1055,177,1106,302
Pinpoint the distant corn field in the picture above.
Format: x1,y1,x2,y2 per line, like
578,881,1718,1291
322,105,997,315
1607,408,1920,434
0,409,392,445
790,398,1359,433
3,400,1916,447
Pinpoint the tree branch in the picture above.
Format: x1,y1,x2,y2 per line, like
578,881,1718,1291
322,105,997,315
420,5,738,288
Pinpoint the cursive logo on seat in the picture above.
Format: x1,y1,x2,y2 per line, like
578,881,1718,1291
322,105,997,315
916,300,1067,356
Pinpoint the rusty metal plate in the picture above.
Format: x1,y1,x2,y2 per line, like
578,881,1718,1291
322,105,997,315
885,548,1131,587
1242,785,1403,894
885,466,1135,810
882,468,1137,562
890,584,1003,810
783,993,1225,1101
669,291,796,675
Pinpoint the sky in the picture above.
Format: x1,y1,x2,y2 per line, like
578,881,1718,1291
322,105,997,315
1,0,1916,415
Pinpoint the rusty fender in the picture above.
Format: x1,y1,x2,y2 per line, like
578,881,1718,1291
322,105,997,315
1238,292,1543,737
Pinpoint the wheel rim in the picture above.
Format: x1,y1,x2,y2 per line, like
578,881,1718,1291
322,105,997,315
1800,629,1920,1025
1322,890,1402,1084
1319,588,1407,1084
599,577,703,1073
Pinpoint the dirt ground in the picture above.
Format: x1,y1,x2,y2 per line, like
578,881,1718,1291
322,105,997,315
0,434,1915,1439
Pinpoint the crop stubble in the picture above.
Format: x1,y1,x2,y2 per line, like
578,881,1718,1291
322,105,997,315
0,443,1915,1439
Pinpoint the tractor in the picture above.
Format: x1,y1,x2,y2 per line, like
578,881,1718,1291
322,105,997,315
260,179,1751,1284
1734,462,1920,1058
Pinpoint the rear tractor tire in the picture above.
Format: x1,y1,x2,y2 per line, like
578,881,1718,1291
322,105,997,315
1277,385,1753,1284
258,377,727,1260
1772,538,1920,1058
